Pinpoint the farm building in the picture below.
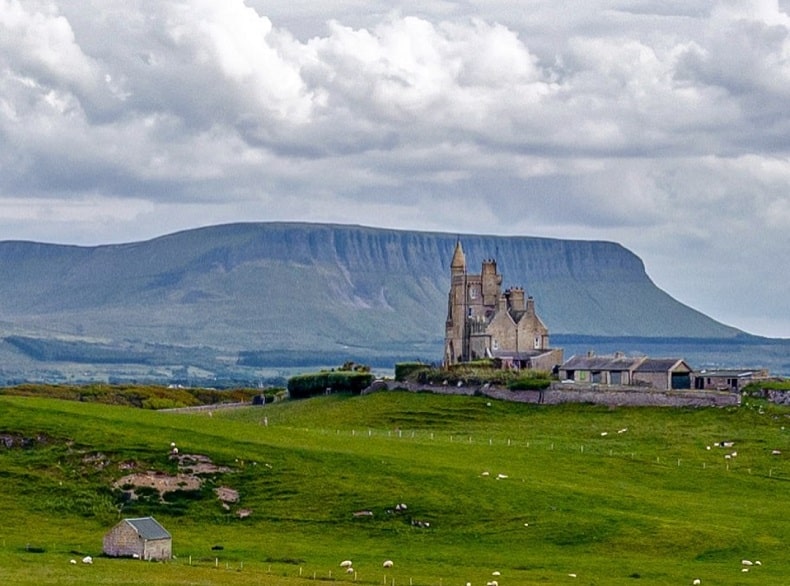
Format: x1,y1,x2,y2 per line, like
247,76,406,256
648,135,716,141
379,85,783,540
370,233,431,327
559,353,693,390
103,516,172,560
693,368,770,392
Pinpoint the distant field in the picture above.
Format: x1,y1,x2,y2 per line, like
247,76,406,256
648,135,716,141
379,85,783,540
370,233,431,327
0,391,788,585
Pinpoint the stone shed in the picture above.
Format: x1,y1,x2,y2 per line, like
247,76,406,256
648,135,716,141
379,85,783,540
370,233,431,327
103,516,172,560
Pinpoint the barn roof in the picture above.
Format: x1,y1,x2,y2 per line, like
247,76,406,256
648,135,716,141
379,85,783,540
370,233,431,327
635,358,690,373
125,517,171,540
560,354,645,371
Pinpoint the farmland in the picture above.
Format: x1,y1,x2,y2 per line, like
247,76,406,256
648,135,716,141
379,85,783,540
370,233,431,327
0,391,788,585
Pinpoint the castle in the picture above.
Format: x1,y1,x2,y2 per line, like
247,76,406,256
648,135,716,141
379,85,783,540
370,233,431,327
443,241,563,371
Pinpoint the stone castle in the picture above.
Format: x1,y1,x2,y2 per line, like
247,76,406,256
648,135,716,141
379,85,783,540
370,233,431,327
443,241,563,370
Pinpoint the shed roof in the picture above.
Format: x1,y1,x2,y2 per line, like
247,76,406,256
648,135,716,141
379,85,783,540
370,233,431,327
560,355,645,372
125,517,171,541
635,358,690,373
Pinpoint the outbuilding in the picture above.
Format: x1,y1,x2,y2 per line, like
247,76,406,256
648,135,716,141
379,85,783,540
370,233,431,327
103,516,172,560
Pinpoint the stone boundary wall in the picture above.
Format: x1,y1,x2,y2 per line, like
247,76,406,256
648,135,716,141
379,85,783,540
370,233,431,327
765,390,790,406
365,380,739,408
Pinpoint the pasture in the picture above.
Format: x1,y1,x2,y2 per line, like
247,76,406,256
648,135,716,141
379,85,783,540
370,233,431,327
0,391,788,585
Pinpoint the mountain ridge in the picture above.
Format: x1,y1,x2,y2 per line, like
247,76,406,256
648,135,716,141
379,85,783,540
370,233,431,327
0,221,760,382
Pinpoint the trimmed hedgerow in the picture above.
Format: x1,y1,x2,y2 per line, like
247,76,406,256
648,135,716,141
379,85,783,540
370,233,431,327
287,371,374,399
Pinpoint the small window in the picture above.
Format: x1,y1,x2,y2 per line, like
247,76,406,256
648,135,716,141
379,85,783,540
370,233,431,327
469,286,478,299
492,339,499,350
467,307,473,317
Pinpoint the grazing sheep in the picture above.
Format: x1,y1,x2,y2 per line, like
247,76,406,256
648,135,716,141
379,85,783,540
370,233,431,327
69,559,76,565
492,570,501,576
617,428,628,434
481,471,490,476
383,560,394,568
600,432,608,436
82,556,93,564
346,567,355,574
496,473,508,479
692,579,701,585
771,449,781,455
742,560,753,566
340,560,353,568
486,581,499,586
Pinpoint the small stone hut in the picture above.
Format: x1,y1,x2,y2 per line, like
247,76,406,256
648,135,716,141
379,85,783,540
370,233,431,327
103,516,172,560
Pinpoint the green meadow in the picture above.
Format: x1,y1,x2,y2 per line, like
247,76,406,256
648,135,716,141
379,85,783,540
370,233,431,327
0,391,788,585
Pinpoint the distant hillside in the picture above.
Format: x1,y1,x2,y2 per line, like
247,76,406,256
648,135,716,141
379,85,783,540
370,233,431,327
0,222,749,381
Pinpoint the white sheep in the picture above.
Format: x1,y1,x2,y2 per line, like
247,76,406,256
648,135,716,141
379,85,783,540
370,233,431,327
82,556,93,564
69,559,76,565
486,581,499,586
346,567,354,574
496,473,508,479
339,560,353,568
492,570,501,576
692,579,701,585
617,428,628,434
742,560,753,566
383,560,394,568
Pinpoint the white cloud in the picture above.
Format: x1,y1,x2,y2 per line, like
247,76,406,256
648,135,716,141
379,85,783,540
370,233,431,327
0,0,789,336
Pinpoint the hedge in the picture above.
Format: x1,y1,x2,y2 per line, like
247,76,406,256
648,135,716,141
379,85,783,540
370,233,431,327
287,371,374,399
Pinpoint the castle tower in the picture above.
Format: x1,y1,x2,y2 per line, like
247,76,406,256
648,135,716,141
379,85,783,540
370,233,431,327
445,240,468,365
444,240,558,368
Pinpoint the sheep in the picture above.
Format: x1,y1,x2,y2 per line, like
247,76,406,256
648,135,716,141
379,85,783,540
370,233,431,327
771,449,781,455
82,556,93,564
69,559,76,565
600,431,608,436
339,560,353,568
486,581,499,586
492,570,501,576
692,579,701,585
481,471,490,476
741,559,753,566
496,473,508,479
617,428,628,434
383,560,394,568
346,567,355,574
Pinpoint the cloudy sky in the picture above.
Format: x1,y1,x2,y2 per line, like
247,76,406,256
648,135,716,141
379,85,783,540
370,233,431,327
1,1,789,337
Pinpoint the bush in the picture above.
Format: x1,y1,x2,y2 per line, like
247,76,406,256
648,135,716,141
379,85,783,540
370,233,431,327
508,377,551,391
395,362,428,382
287,371,374,399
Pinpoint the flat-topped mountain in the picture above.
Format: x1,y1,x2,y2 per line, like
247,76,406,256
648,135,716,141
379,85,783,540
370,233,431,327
0,222,754,381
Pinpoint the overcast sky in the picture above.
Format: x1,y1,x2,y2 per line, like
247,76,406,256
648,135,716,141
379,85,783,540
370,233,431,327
1,1,789,338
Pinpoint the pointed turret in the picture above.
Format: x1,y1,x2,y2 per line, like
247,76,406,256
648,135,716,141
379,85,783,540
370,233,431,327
450,240,466,276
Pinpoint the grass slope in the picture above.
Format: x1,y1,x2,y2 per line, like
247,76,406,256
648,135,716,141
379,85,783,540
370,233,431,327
0,392,788,585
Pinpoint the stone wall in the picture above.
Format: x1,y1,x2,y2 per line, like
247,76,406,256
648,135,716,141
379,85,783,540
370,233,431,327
103,522,143,558
367,380,739,408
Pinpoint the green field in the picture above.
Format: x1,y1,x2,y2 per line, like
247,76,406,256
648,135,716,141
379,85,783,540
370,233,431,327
0,391,788,585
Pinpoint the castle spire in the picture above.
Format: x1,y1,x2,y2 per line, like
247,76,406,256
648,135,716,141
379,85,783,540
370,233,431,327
450,239,466,274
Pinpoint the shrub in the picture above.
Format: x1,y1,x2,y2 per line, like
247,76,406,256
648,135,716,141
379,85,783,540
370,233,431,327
287,371,374,399
395,362,428,381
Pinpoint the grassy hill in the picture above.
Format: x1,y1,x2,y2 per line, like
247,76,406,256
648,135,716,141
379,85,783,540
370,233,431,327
0,391,788,585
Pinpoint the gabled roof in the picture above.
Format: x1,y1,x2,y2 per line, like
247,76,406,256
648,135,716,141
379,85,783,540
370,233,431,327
635,358,690,373
560,354,645,372
125,517,171,541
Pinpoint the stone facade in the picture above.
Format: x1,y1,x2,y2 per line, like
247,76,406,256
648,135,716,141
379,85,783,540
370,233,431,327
444,241,560,368
103,517,172,560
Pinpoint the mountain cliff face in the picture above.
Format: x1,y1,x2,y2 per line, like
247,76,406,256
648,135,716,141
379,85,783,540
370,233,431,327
0,222,741,376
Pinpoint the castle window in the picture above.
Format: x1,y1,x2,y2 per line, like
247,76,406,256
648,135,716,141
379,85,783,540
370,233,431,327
469,286,478,299
467,307,473,317
492,339,499,350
